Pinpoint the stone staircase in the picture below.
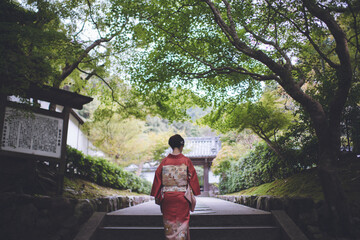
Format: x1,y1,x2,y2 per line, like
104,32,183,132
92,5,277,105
95,214,281,240
92,198,282,240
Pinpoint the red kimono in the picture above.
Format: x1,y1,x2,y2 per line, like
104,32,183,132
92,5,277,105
151,153,201,240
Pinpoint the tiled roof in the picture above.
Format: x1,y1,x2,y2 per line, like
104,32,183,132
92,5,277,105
165,137,221,158
184,137,221,158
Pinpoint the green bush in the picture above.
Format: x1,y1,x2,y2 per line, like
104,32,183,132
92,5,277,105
66,146,151,194
218,138,318,194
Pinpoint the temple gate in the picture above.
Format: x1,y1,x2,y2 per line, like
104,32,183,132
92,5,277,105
184,137,221,196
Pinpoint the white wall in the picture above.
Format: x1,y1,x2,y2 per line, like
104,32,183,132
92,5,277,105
67,113,106,158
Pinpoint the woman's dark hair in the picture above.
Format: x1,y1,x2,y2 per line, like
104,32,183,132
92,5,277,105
168,134,185,149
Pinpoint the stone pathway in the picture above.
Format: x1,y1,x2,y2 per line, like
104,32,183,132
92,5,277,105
108,197,271,216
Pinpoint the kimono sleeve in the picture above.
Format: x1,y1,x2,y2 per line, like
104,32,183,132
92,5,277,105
150,162,163,198
187,158,201,196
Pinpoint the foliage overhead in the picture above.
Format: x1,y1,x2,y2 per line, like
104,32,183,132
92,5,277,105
108,0,359,160
1,0,152,120
110,0,265,109
0,0,68,95
201,90,293,156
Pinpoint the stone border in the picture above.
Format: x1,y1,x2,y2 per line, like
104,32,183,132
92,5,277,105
217,195,326,240
0,192,153,240
272,210,309,240
73,212,106,240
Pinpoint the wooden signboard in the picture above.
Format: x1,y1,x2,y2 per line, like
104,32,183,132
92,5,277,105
0,85,92,195
1,107,64,158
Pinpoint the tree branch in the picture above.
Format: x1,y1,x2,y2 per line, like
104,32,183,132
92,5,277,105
164,57,279,81
77,67,127,109
243,25,292,67
303,0,350,69
303,0,353,121
203,0,286,79
86,0,102,38
346,0,360,75
265,0,339,69
58,18,128,86
60,36,114,83
73,18,88,39
223,0,237,38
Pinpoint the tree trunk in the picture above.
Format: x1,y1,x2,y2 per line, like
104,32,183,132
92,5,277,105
352,110,360,154
317,151,352,236
315,114,353,237
277,76,354,236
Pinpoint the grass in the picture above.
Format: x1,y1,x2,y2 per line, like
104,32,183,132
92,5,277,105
63,177,146,199
229,157,360,204
230,168,324,202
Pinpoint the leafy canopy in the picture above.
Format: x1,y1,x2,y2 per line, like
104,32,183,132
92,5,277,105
110,0,265,113
202,91,293,140
108,0,359,129
0,0,69,94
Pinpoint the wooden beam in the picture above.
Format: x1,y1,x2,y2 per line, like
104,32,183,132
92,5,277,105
5,101,64,119
24,84,93,110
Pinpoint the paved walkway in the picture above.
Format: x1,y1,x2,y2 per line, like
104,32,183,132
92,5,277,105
108,197,270,216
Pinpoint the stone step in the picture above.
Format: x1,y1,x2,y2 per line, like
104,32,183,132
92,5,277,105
94,198,284,240
103,213,275,227
96,226,282,240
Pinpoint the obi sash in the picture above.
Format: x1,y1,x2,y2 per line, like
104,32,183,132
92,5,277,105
162,164,187,192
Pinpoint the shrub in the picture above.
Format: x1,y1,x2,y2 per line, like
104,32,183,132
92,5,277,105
65,146,151,194
218,138,318,194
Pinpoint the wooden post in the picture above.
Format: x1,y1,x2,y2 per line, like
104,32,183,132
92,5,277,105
57,106,71,195
203,158,210,196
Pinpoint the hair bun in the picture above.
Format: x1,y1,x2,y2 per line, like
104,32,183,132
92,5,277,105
168,134,185,149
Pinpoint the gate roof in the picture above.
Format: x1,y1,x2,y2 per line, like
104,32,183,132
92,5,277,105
164,137,221,159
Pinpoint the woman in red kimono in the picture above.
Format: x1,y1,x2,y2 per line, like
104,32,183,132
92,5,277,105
151,134,201,240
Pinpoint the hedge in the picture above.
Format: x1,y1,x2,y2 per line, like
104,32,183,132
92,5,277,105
218,140,319,194
65,146,151,194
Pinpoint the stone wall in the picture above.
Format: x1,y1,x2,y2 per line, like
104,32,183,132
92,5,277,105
217,195,332,240
0,192,153,240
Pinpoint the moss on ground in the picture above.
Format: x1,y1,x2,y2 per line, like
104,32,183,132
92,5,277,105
63,177,145,199
230,157,360,204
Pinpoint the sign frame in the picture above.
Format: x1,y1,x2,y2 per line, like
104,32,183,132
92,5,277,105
0,97,71,195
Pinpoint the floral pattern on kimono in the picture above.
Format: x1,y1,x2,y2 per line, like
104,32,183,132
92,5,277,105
163,219,189,240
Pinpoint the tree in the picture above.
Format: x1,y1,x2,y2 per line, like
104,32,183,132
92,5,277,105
211,130,258,177
0,0,68,95
203,91,293,159
110,0,359,236
83,113,170,167
1,0,147,118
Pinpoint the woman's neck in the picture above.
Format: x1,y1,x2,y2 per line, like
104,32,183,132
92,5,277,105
172,147,182,155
